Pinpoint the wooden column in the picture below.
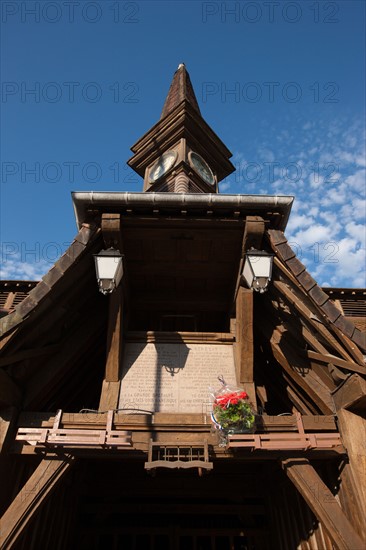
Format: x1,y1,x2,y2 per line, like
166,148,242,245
236,287,254,384
233,216,265,406
99,213,124,411
332,374,366,533
235,287,256,407
282,458,364,550
0,454,74,549
99,285,123,410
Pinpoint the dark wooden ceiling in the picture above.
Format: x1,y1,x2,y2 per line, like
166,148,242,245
121,218,244,319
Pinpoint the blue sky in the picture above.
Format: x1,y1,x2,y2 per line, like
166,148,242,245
1,0,365,287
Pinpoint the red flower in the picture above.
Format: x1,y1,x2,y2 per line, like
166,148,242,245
214,390,248,409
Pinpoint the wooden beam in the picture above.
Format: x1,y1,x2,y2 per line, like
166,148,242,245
270,333,335,414
332,374,366,411
337,408,366,527
272,260,365,366
0,454,75,549
258,317,335,414
105,286,123,382
282,458,364,550
332,374,366,526
273,279,355,363
305,350,366,376
300,325,346,385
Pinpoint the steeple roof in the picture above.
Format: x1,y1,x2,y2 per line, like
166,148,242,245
160,63,201,119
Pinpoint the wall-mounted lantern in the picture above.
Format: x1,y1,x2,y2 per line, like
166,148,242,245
94,248,124,295
242,249,274,293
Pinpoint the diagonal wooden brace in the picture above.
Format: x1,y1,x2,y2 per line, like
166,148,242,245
282,458,364,550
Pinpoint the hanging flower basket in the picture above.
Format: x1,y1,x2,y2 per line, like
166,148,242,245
210,377,256,445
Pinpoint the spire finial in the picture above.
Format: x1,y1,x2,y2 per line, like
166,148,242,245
160,64,201,119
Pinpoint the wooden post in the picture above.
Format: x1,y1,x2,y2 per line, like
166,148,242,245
332,375,366,530
99,284,123,411
282,458,364,550
105,286,123,383
0,454,74,549
236,287,254,384
235,287,256,407
99,213,124,411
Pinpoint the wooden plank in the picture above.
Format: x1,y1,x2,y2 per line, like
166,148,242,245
0,454,74,549
300,325,345,385
282,458,364,550
16,411,337,432
127,331,234,343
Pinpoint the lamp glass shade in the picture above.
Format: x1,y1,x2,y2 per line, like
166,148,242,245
94,249,124,294
242,251,273,292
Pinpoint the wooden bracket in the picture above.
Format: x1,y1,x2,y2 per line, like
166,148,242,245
242,216,265,254
101,213,122,250
282,458,364,550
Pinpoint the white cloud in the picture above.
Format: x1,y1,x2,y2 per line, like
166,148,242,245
0,251,50,281
344,169,366,193
291,224,334,248
309,173,324,189
286,214,314,233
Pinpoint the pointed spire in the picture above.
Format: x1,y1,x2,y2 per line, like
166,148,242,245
160,63,201,119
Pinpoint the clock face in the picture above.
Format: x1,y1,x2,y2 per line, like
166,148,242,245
149,150,177,182
189,152,215,186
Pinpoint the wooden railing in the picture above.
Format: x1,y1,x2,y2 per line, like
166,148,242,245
16,409,132,449
227,413,342,451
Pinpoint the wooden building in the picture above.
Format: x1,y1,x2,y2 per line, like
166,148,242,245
0,64,365,550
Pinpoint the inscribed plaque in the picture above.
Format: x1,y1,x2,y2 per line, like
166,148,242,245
119,343,236,413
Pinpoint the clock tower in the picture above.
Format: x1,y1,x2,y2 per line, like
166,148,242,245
128,63,235,193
